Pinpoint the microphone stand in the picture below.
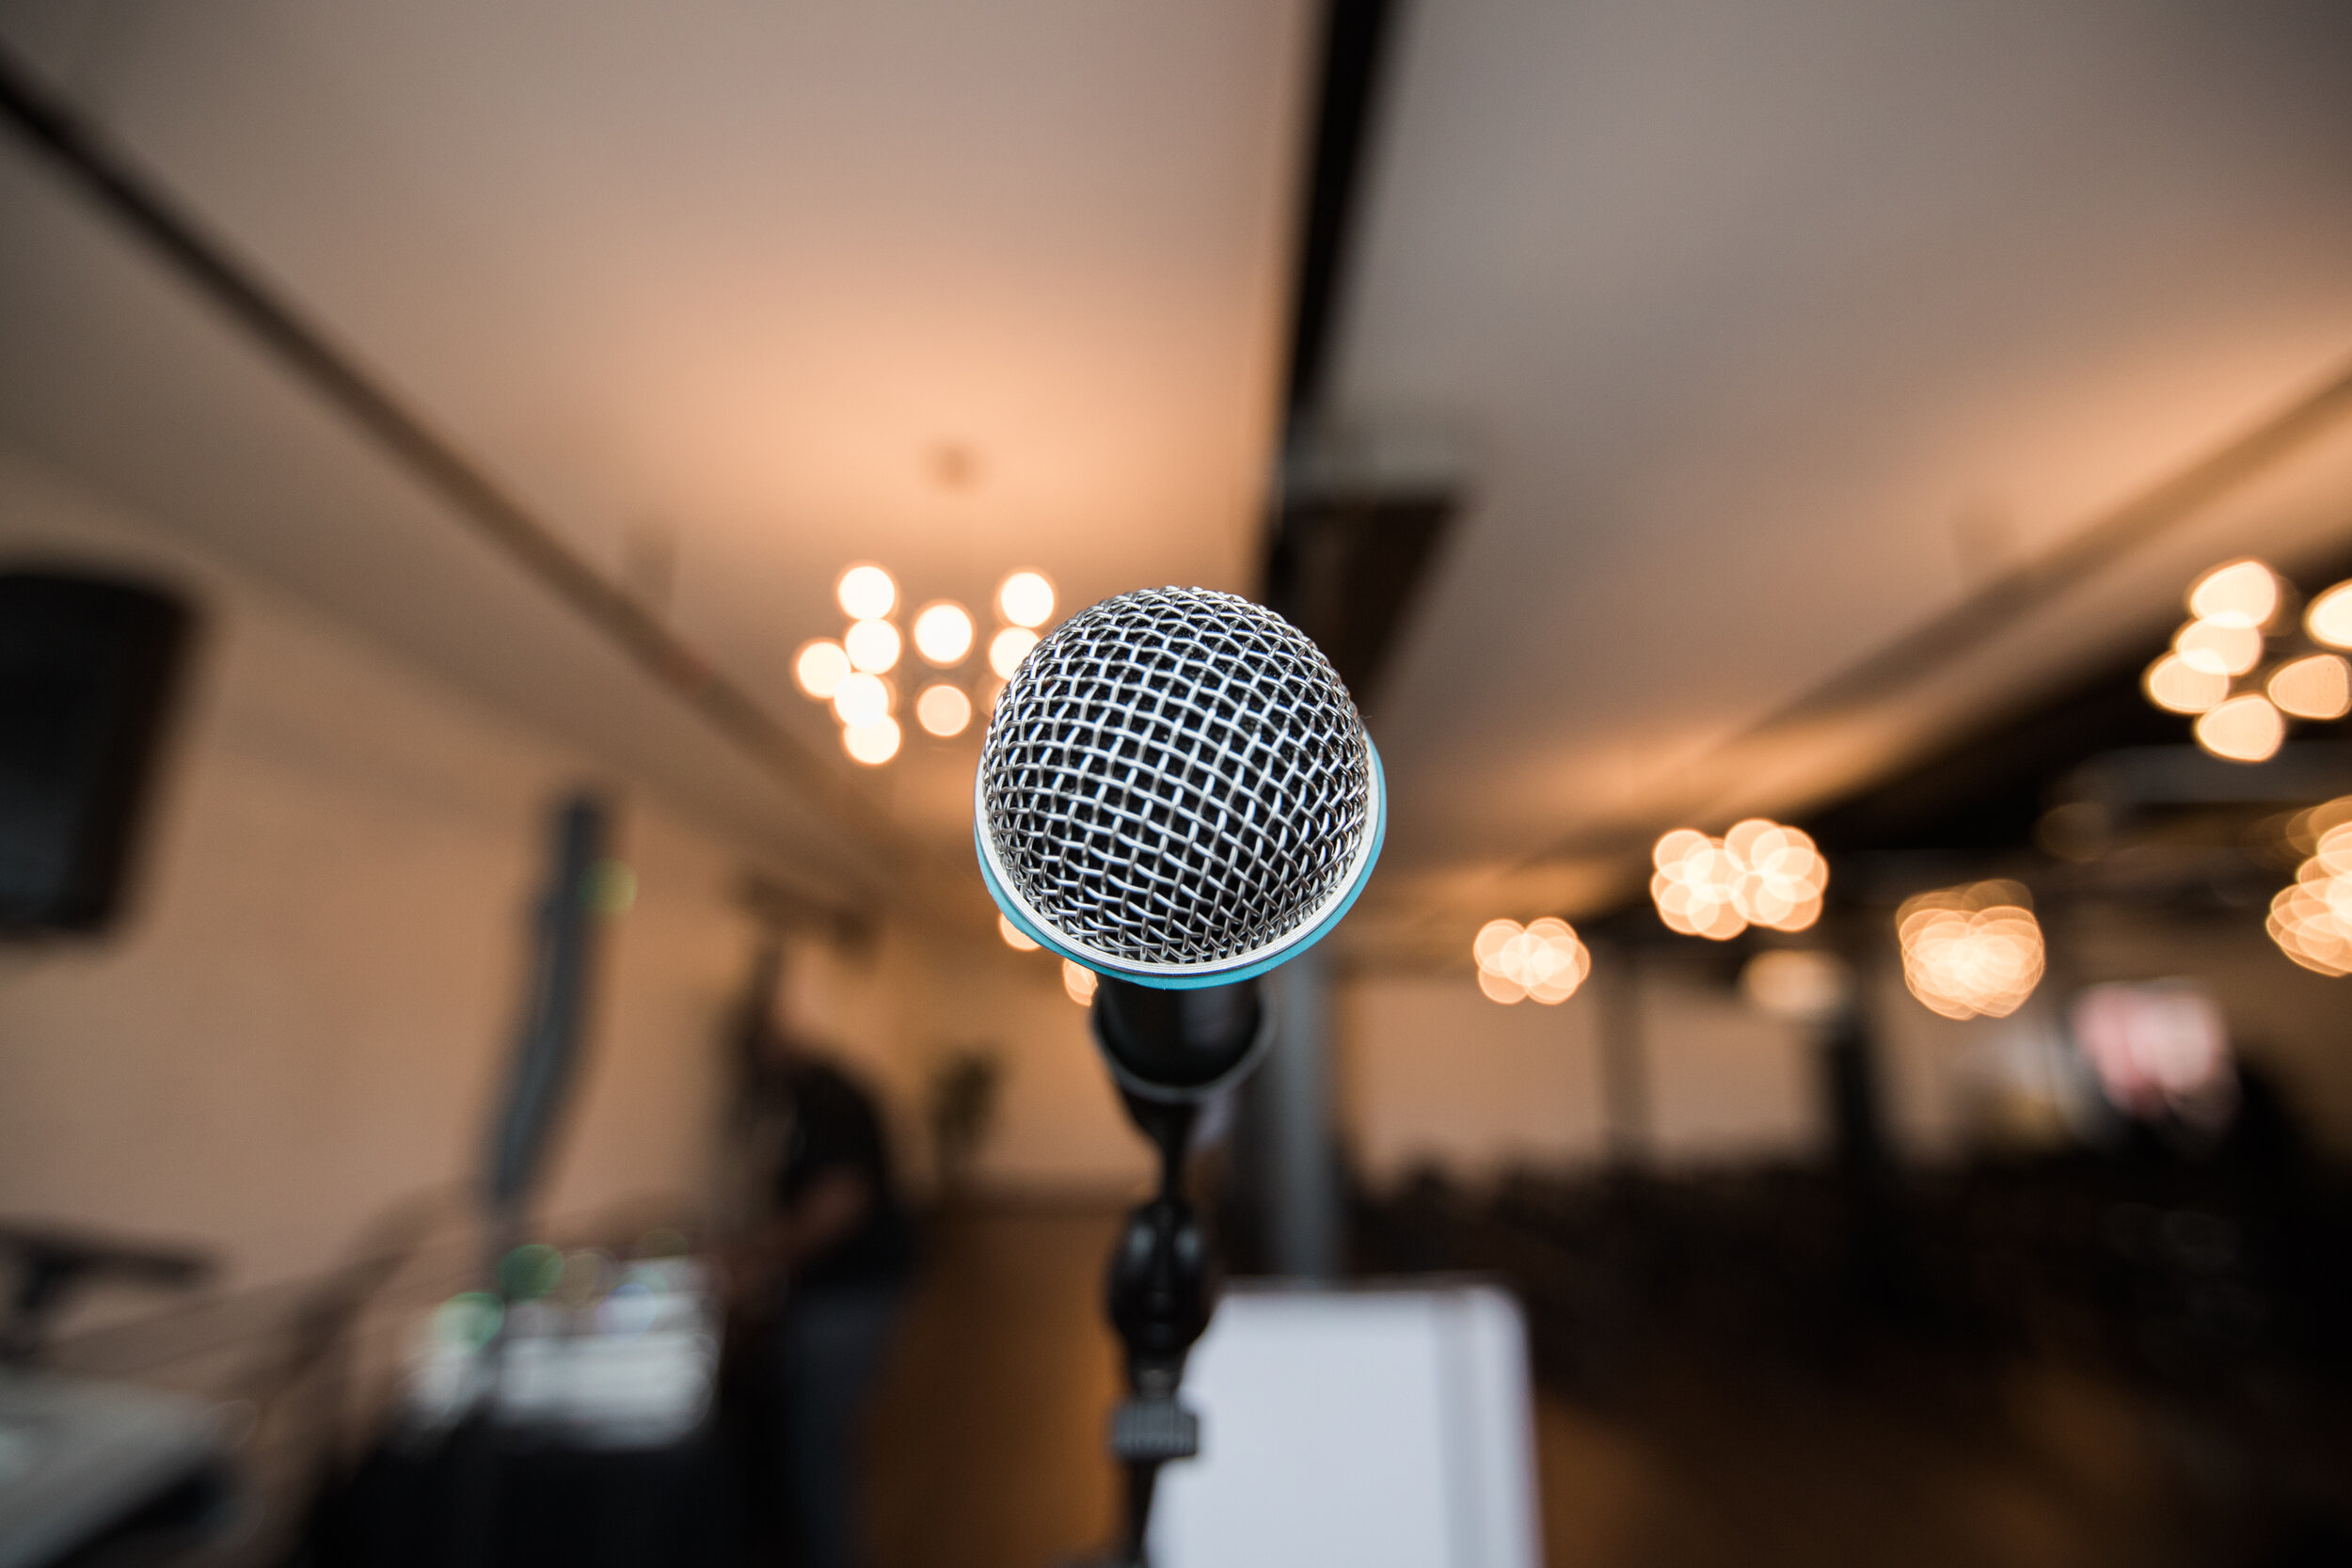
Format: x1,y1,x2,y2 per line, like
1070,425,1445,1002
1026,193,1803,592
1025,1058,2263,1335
1087,978,1266,1568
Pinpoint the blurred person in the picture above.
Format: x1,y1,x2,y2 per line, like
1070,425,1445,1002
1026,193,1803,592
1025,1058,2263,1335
737,1025,914,1568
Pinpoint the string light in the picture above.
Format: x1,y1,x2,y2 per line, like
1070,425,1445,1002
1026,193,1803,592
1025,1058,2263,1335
2308,582,2352,649
1061,958,1098,1006
999,912,1041,952
998,571,1056,629
2186,559,2280,629
843,617,902,673
2142,652,2228,714
836,564,897,621
2268,654,2351,721
2267,805,2352,975
802,562,1057,764
912,602,975,665
2193,692,2284,764
841,716,901,766
990,626,1040,678
1650,820,1827,939
832,671,890,727
1896,880,2043,1020
1473,917,1589,1005
795,639,850,700
916,684,972,737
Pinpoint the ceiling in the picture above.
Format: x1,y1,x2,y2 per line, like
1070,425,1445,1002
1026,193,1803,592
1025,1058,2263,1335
1325,0,2352,956
0,0,1312,905
6,1,2352,958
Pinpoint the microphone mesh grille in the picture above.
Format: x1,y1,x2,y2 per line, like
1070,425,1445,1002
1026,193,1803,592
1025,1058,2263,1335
980,588,1373,967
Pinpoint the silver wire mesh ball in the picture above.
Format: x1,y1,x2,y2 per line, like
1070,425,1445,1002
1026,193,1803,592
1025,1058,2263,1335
979,587,1373,967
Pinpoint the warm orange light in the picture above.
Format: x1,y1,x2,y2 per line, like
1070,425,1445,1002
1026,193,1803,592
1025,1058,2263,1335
989,626,1040,678
2270,654,2352,721
2142,652,2229,714
1472,916,1589,1005
2194,693,2284,763
841,716,900,766
916,684,972,737
998,571,1056,629
1650,820,1826,939
912,601,976,665
832,671,890,727
2270,819,2352,975
2174,618,2263,677
998,912,1040,952
844,617,902,673
1061,958,1098,1006
795,639,850,700
1896,881,2042,1020
836,564,896,620
2186,559,2279,629
1740,949,1851,1024
2308,581,2352,649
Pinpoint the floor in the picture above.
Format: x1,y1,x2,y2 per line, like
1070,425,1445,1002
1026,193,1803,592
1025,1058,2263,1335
856,1203,2320,1568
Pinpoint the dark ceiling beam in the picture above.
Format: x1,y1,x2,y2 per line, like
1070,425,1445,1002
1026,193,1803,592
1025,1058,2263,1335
1281,0,1402,430
0,40,904,879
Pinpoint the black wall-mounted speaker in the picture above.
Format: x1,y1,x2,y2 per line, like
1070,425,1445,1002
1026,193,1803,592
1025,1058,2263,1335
0,568,193,934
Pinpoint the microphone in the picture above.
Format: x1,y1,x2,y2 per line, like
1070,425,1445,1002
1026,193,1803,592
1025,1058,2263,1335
973,586,1386,991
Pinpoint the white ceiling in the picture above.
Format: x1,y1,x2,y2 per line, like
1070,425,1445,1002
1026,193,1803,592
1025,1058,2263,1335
1327,0,2352,951
8,0,2352,957
0,0,1312,902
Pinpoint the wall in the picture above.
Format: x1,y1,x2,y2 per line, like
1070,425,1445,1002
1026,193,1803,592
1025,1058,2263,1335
1339,957,1823,1188
0,445,765,1299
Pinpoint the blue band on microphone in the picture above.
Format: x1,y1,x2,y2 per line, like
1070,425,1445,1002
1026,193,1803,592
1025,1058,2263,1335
977,742,1386,990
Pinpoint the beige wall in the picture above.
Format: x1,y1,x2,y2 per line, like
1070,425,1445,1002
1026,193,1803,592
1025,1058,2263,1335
1339,958,1824,1188
0,447,763,1295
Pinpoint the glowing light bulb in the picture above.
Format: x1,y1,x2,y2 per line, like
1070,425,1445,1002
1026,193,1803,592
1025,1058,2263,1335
916,684,972,737
2174,618,2263,677
2308,581,2352,649
833,671,890,727
841,716,900,765
2143,652,2229,714
999,912,1040,951
1472,915,1588,1004
836,564,896,621
990,626,1040,678
2186,559,2279,629
1061,958,1098,1006
795,639,850,700
1897,881,2043,1020
2194,692,2284,763
844,618,901,673
2270,654,2351,721
912,602,975,665
998,571,1056,629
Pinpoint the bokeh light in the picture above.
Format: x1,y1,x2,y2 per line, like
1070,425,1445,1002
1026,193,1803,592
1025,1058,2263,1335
2173,618,2263,677
2269,653,2351,721
2193,692,2284,763
1740,949,1851,1024
912,601,976,665
2307,580,2352,649
794,639,850,699
1472,916,1589,1005
2268,811,2352,975
998,912,1041,952
998,570,1056,629
916,683,972,737
1650,820,1827,939
843,617,902,673
2185,559,2279,629
2142,652,2228,714
1896,880,2043,1020
1061,958,1098,1006
841,716,900,766
989,626,1040,678
836,563,896,620
832,671,890,727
